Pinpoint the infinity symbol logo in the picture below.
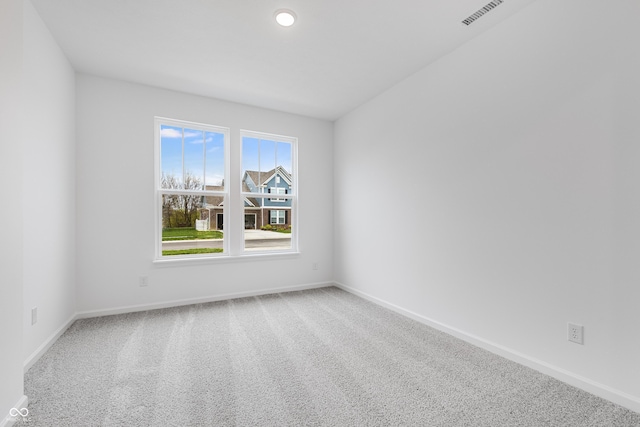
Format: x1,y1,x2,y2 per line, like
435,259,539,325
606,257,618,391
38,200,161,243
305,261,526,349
10,408,29,417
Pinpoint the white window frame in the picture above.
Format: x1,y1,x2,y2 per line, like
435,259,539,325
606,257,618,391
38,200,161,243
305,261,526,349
241,130,298,254
153,120,299,264
270,210,286,225
269,186,287,202
154,117,230,260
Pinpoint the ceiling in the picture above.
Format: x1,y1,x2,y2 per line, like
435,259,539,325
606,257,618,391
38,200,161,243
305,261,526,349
31,0,537,121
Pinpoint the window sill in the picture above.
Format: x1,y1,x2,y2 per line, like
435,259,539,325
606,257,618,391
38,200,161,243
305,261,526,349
152,251,300,267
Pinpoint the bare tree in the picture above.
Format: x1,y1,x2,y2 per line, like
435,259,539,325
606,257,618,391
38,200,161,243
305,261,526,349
176,173,203,227
161,173,179,228
161,172,203,228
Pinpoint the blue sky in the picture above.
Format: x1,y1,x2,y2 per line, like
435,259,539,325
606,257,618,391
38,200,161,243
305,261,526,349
242,137,292,180
161,125,225,187
160,125,292,190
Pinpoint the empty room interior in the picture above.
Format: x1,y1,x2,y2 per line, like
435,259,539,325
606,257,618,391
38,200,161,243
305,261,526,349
2,0,640,425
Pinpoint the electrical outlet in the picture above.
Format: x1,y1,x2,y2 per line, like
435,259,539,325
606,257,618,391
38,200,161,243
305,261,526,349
568,323,584,345
31,307,38,325
312,262,318,270
139,276,149,287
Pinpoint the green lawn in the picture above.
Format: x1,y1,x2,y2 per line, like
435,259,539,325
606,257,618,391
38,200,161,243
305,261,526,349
162,248,224,256
261,226,292,234
273,228,292,234
162,228,223,241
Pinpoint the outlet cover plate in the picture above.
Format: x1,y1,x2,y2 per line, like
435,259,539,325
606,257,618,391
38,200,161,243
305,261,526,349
568,323,584,345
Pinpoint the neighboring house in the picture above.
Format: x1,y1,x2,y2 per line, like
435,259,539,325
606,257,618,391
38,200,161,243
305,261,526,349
200,185,224,230
201,165,292,230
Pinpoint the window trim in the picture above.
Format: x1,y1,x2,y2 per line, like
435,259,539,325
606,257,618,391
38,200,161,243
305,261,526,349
240,129,298,254
270,209,287,225
153,120,299,264
269,187,287,202
154,117,230,261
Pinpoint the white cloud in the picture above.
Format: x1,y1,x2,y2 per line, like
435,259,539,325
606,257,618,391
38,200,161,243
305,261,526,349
186,131,206,144
161,128,203,140
161,128,182,138
206,173,224,186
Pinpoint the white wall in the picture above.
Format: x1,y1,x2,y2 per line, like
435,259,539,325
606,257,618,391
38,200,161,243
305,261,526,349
334,0,640,412
0,0,25,422
22,0,76,366
76,75,333,313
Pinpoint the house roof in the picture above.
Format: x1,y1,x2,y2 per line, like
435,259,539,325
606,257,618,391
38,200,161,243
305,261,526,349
243,181,260,207
204,167,290,208
203,184,261,208
203,185,224,207
244,166,292,187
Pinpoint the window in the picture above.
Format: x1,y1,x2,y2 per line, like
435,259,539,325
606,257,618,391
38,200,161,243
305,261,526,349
242,130,297,253
269,187,287,202
270,210,286,224
155,118,229,258
155,119,297,260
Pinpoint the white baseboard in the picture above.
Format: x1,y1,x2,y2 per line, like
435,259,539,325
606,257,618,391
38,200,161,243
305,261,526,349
1,395,28,427
24,314,77,373
75,281,333,319
334,281,640,415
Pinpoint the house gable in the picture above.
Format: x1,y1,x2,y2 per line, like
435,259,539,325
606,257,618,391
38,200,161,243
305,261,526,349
242,166,292,208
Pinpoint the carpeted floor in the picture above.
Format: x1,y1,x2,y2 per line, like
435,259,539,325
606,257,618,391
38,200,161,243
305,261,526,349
19,286,640,426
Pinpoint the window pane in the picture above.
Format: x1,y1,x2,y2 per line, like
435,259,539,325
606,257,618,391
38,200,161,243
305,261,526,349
242,137,261,193
260,139,276,175
276,141,292,192
242,137,293,197
162,193,224,256
157,119,230,260
160,125,183,189
244,204,292,251
241,132,295,253
270,210,286,224
205,131,225,188
183,128,205,190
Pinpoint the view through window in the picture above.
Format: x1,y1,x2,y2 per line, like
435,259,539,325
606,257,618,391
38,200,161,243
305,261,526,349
156,118,228,258
155,119,297,259
241,131,296,252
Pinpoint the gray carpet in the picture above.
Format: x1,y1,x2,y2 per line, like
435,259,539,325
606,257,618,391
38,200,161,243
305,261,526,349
20,287,640,426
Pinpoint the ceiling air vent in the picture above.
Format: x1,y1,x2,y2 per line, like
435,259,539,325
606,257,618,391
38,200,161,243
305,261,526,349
462,0,504,26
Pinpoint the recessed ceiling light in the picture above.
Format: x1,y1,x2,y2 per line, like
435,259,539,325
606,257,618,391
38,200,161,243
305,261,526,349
274,9,296,27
